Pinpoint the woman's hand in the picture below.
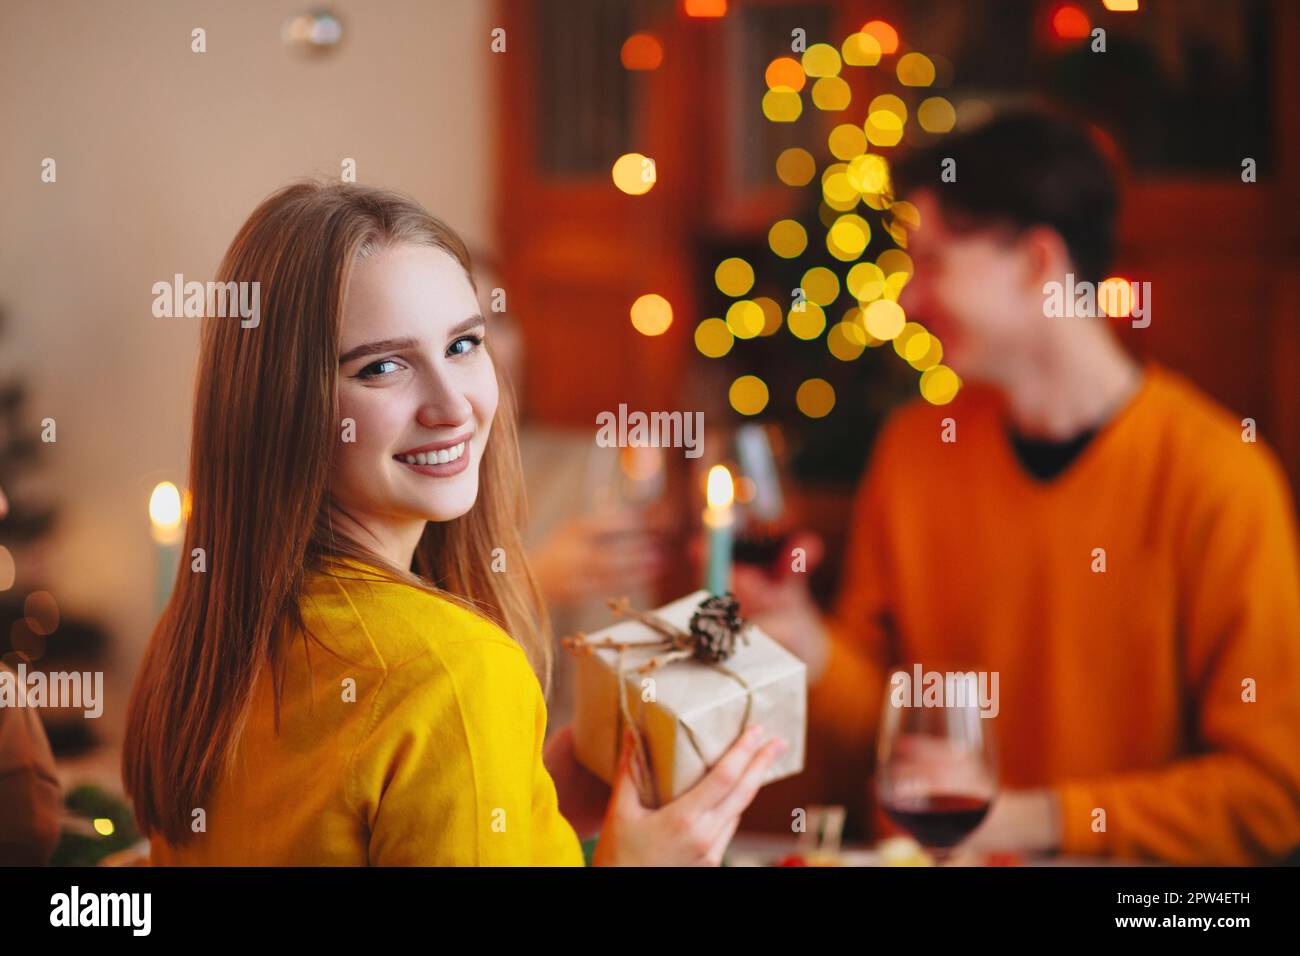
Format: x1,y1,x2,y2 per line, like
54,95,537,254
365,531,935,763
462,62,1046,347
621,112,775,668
591,723,786,866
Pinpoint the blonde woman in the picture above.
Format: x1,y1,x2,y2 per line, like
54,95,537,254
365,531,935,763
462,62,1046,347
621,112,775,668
123,182,784,865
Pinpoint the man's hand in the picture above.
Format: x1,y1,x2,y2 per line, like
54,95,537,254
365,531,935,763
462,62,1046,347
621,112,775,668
729,532,833,682
960,789,1063,856
531,509,667,608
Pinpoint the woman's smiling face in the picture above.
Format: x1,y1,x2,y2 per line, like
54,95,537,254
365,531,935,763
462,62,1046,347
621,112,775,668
331,243,497,559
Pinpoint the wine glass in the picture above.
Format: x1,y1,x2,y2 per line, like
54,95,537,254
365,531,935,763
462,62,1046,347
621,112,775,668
727,423,792,575
875,672,998,864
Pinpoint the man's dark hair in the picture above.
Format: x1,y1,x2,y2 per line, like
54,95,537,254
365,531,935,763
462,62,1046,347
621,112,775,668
891,108,1120,284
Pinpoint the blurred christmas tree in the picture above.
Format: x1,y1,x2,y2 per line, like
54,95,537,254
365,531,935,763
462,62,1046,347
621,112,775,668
0,381,57,549
0,309,109,756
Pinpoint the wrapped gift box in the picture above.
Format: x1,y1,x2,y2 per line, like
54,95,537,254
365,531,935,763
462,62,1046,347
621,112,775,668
569,590,806,807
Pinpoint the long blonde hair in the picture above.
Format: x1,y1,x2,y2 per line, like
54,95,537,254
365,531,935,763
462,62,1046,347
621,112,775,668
123,181,549,844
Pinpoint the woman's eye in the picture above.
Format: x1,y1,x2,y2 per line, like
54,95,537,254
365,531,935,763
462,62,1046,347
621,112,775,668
358,358,401,378
448,334,483,357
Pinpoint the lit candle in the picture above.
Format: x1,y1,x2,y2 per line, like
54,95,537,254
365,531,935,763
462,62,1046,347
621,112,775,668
703,465,735,595
149,482,183,616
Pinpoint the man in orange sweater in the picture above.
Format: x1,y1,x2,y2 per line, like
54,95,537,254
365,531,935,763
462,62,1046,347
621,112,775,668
734,110,1300,864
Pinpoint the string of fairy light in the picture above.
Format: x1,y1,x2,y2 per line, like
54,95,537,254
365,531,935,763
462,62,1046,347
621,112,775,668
614,18,964,419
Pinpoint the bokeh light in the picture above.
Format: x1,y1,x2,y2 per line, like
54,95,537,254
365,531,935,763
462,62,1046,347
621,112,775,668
765,56,806,91
827,214,871,261
822,165,859,209
883,272,910,300
715,257,756,297
864,299,905,340
918,96,957,133
776,147,816,186
729,375,770,415
893,323,932,363
695,318,733,358
801,266,840,306
769,219,808,258
878,248,914,280
828,123,868,160
754,296,784,335
787,302,827,340
896,52,936,87
812,76,851,111
762,88,802,122
612,152,656,195
890,200,922,230
684,0,727,17
870,93,908,122
920,365,961,405
630,293,673,336
24,590,59,636
847,153,890,194
1099,277,1134,318
861,20,900,56
842,32,883,66
796,378,836,418
802,43,842,77
1052,4,1091,41
909,334,944,370
620,33,663,71
847,261,886,301
865,109,904,147
726,300,765,339
827,320,867,360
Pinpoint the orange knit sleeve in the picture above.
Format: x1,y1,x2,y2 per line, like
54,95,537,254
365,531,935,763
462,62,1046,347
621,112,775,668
808,424,897,777
1057,444,1300,864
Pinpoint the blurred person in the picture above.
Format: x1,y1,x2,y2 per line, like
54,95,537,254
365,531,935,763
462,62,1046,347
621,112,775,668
733,110,1300,864
468,252,669,745
124,182,783,866
0,483,63,864
465,253,668,618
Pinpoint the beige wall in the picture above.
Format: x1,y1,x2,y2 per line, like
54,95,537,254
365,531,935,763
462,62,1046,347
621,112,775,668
0,0,493,745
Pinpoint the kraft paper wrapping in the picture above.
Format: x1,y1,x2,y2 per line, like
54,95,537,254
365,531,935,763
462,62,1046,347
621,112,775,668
570,590,806,807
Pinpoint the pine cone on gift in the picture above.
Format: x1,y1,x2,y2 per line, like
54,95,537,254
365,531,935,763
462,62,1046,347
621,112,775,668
689,593,748,663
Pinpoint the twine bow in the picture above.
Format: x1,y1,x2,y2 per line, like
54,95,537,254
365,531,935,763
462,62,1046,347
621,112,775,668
563,594,755,807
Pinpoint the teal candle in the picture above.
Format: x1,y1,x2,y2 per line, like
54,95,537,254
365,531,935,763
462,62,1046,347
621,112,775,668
703,465,735,595
155,541,179,617
705,514,733,595
150,481,184,617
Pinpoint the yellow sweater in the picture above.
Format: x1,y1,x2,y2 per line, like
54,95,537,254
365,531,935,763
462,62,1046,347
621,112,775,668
150,558,584,866
811,362,1300,864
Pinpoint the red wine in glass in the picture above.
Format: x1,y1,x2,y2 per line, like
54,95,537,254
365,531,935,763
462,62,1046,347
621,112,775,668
876,673,998,863
881,792,992,850
732,523,789,574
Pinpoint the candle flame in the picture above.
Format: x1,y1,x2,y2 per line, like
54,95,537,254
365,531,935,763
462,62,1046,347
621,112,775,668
706,465,734,509
149,482,183,541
